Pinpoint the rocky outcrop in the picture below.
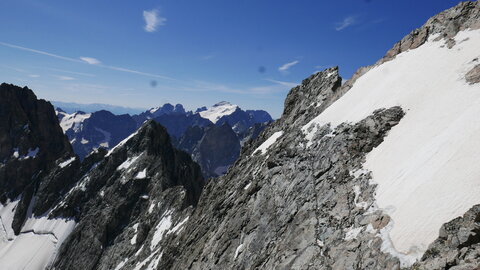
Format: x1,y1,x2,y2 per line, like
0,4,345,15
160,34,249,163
159,95,405,269
154,2,480,269
247,67,345,158
466,63,480,84
193,123,241,178
415,205,480,269
0,83,75,232
52,120,205,270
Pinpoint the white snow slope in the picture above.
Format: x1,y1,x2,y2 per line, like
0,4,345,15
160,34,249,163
0,200,76,270
303,29,480,262
198,101,238,124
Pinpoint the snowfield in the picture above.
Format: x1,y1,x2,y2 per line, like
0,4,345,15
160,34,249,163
0,200,76,270
198,101,238,123
58,111,91,133
303,29,480,263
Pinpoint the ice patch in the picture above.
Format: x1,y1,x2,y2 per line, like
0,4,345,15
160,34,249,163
150,212,172,250
135,169,147,179
150,213,189,251
234,243,244,259
148,201,156,214
117,155,141,171
59,157,76,168
114,258,128,270
131,223,139,245
252,131,283,156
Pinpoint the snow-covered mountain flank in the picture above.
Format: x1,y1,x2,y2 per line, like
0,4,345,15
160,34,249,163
1,1,480,270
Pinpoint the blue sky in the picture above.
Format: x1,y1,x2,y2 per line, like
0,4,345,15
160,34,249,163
0,0,464,117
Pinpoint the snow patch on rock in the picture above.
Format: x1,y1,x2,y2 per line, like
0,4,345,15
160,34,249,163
252,131,283,155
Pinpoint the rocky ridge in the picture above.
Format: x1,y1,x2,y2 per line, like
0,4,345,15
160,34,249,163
151,2,480,269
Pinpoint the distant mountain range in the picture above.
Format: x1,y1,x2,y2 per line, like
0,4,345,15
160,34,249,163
56,101,273,178
51,101,146,115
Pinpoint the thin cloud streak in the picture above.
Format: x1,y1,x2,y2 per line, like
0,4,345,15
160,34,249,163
40,67,95,77
0,41,82,63
335,16,358,31
0,41,174,80
278,60,300,74
265,79,298,88
80,57,101,65
56,75,75,81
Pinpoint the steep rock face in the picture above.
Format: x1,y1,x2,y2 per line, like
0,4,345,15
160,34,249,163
160,95,406,269
52,121,205,270
415,205,480,269
246,67,344,159
0,84,73,200
177,123,268,178
193,123,241,178
0,83,75,227
153,113,212,140
153,2,480,269
0,84,79,269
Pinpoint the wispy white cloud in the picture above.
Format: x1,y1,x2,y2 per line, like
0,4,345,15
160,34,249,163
80,57,101,65
335,16,358,31
0,41,173,80
41,67,95,77
0,41,82,63
200,54,215,61
278,60,300,74
143,9,166,32
186,78,297,95
105,65,173,80
29,74,40,78
265,79,297,88
56,75,75,81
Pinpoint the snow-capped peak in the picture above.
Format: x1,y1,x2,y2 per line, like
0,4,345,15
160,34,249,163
58,111,91,133
198,101,239,124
